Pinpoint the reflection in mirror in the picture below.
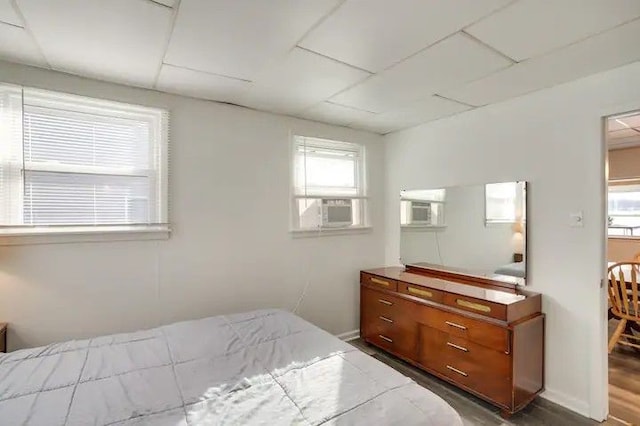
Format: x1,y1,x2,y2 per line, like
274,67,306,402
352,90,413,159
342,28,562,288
400,181,527,283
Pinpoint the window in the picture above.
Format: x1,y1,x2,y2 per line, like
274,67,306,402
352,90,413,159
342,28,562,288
0,83,169,239
608,182,640,237
400,189,446,227
485,181,525,224
291,136,367,231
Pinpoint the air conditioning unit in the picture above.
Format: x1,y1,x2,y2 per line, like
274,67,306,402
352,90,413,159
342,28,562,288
410,201,432,224
322,198,353,227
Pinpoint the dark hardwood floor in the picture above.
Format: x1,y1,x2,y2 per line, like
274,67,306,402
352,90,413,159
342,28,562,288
349,338,619,425
608,319,640,426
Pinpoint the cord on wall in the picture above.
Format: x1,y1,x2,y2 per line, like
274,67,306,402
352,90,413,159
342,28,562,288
434,230,444,265
292,225,322,314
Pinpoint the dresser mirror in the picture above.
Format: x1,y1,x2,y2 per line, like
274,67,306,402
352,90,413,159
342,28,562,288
400,181,527,284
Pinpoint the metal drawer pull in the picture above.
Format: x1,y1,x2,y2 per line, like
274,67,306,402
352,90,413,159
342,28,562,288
456,299,491,313
379,316,394,323
446,342,468,352
446,365,468,377
378,299,393,306
379,335,393,343
445,321,467,330
407,287,433,298
370,277,390,287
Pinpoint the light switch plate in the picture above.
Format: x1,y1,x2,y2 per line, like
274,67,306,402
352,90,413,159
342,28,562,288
570,211,584,227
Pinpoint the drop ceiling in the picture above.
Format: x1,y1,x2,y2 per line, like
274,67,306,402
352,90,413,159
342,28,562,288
608,113,640,150
1,0,640,134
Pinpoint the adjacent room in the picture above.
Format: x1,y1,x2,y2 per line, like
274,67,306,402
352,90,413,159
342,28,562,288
0,0,639,425
606,111,640,426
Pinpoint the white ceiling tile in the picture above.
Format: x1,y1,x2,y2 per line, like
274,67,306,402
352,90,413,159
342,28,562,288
443,18,640,107
609,128,640,139
0,0,22,26
299,0,511,72
467,0,640,61
608,118,629,132
165,0,339,81
149,0,175,7
350,96,471,134
238,47,370,115
299,102,376,126
0,22,46,67
618,114,640,129
330,33,511,113
17,0,173,87
156,64,251,103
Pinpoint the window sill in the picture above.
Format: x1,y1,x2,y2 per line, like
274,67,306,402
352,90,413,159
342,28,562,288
0,225,170,246
290,226,372,238
401,225,447,231
608,235,640,241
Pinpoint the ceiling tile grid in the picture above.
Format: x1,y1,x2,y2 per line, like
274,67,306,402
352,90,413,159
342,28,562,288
329,32,513,113
298,0,512,72
0,0,23,26
16,0,174,87
156,64,251,103
164,0,340,81
300,101,377,127
442,18,640,107
466,0,640,62
1,0,639,134
236,47,370,115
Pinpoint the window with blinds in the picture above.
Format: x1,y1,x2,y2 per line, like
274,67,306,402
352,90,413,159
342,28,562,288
291,136,367,231
0,83,168,236
485,181,525,224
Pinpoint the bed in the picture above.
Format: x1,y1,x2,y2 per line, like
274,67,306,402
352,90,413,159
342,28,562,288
0,309,461,425
494,261,526,278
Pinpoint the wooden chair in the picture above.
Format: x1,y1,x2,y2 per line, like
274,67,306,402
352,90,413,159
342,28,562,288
608,262,640,353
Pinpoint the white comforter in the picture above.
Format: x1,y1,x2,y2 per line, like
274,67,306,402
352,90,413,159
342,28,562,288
0,309,462,425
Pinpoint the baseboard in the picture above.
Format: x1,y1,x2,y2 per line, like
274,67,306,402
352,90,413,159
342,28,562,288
540,388,590,418
336,329,360,342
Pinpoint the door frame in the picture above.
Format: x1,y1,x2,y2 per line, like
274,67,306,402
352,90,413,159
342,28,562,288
593,101,640,421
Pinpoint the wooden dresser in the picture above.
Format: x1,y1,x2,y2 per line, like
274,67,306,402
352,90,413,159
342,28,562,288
360,264,543,417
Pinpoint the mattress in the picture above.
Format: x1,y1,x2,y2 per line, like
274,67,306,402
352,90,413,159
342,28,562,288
0,309,462,425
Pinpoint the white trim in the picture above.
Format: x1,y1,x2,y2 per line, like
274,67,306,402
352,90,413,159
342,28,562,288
290,226,372,238
540,388,591,419
400,225,447,231
0,225,170,245
336,329,360,342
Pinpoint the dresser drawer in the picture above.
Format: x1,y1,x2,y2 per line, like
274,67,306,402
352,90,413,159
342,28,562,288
418,325,510,378
361,272,398,291
418,325,511,407
398,282,444,304
444,293,507,321
360,286,416,325
363,320,417,359
415,305,510,354
361,287,417,359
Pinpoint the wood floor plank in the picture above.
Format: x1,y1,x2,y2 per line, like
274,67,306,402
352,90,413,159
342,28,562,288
609,319,640,425
349,338,598,425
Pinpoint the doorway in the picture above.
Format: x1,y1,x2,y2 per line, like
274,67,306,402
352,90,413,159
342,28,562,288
605,110,640,425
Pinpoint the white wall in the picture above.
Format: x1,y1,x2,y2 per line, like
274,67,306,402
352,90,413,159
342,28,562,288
385,60,640,420
0,61,385,351
400,185,514,271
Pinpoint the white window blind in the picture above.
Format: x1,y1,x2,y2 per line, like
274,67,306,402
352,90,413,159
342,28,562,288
0,83,169,236
291,136,367,231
